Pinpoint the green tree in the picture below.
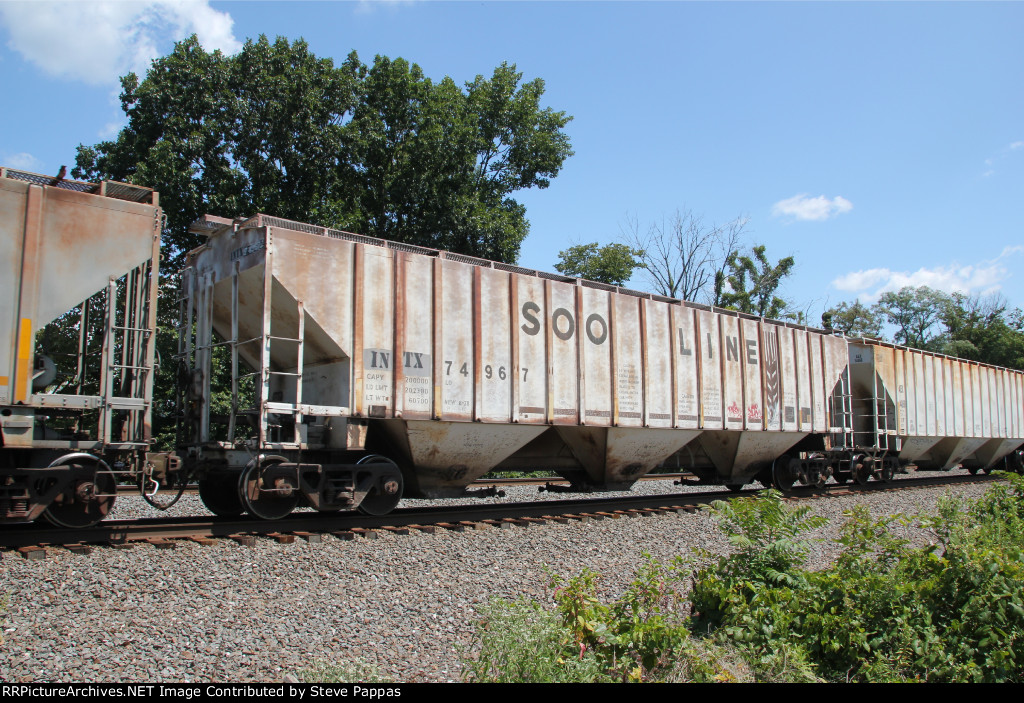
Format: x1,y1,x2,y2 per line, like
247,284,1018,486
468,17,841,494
554,242,642,286
937,293,1024,369
718,245,795,318
74,35,573,267
822,300,884,338
875,286,951,350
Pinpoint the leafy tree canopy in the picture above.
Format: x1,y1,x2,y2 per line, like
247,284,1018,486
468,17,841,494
554,242,642,286
73,35,573,269
876,286,951,349
718,245,795,318
822,300,884,338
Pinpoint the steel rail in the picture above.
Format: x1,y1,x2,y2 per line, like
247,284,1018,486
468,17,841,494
3,473,997,552
114,472,693,496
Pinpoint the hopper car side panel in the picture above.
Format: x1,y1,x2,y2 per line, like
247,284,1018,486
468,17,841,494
720,314,744,430
580,285,613,426
643,299,674,429
672,304,700,429
740,317,763,431
696,310,724,430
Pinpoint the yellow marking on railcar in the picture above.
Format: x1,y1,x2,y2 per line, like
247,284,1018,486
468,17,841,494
15,318,32,402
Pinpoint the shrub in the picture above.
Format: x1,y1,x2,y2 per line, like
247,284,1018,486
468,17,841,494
300,660,393,683
464,474,1024,682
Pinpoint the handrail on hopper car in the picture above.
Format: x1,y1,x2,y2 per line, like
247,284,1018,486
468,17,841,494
0,166,158,206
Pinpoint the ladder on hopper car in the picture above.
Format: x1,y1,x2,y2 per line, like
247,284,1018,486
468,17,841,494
872,372,900,453
831,366,856,449
175,264,308,449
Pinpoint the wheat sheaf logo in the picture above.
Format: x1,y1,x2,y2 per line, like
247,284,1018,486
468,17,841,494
764,329,780,426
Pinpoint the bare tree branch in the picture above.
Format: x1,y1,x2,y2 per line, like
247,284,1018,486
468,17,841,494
620,208,747,303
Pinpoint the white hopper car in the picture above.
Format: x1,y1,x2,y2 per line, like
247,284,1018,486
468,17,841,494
175,212,1024,518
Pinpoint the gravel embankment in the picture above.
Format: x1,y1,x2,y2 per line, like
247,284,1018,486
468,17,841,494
0,472,997,683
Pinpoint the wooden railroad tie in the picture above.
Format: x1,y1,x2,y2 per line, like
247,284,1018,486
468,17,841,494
292,531,323,544
64,544,92,555
379,526,410,536
18,546,46,560
409,525,437,534
230,534,257,547
267,533,296,544
188,536,216,546
480,519,513,529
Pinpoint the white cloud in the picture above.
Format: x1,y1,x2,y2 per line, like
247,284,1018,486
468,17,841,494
0,1,241,86
832,247,1024,302
981,140,1024,176
771,193,853,222
2,152,44,171
355,0,417,15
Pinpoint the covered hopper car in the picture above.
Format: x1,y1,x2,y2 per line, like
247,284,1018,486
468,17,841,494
2,167,1023,526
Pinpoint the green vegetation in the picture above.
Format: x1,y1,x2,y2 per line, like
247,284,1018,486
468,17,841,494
824,287,1024,370
554,242,643,286
463,474,1024,682
300,660,394,683
74,35,573,269
716,245,796,318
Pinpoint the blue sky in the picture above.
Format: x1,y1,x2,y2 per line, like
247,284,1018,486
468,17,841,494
2,1,1022,323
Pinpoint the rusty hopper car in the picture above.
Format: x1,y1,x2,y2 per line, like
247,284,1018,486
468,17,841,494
0,168,167,526
848,339,1024,478
178,211,916,519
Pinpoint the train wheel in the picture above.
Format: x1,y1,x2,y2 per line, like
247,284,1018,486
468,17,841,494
356,455,404,516
199,472,244,517
852,455,871,486
770,455,796,491
42,456,116,528
239,456,298,520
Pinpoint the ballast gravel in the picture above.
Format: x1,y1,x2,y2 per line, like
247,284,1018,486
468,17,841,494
0,473,997,683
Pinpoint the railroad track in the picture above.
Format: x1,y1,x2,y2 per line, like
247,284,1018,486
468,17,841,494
114,472,695,496
6,473,997,558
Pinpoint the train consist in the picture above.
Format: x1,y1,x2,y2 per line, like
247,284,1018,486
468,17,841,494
2,168,1023,527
